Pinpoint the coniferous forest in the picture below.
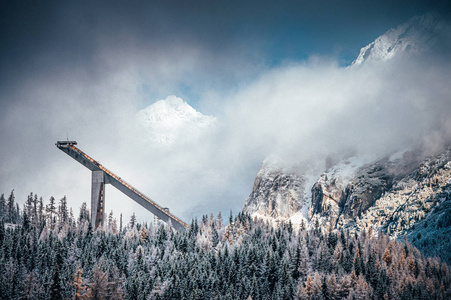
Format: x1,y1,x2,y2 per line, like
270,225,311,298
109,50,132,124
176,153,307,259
0,191,450,299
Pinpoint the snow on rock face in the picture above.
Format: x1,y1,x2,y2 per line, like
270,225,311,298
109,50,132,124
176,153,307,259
243,157,310,224
351,13,451,66
244,147,451,238
340,160,395,220
242,153,393,228
328,147,451,238
310,147,451,236
136,95,216,145
381,148,451,236
310,156,370,225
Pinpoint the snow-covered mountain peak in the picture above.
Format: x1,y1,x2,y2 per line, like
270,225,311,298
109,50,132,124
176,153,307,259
136,95,216,145
351,13,451,66
139,95,206,123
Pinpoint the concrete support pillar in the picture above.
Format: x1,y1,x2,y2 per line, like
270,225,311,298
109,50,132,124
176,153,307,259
91,170,105,229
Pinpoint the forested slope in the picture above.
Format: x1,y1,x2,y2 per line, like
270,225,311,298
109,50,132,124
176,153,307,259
0,191,450,299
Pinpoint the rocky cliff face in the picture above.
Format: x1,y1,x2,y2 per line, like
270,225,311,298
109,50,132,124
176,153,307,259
309,156,366,224
311,150,437,230
242,158,311,224
243,147,451,236
368,148,451,237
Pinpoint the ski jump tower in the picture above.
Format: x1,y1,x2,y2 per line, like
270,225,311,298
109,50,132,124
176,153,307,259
56,141,189,232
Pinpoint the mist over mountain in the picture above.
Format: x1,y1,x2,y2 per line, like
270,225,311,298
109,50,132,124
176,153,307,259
136,95,216,146
1,8,450,225
83,13,451,221
240,13,451,206
241,13,451,262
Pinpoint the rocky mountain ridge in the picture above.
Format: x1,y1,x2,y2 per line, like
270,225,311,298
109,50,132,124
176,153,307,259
316,148,451,236
242,13,451,262
351,13,451,65
243,147,451,236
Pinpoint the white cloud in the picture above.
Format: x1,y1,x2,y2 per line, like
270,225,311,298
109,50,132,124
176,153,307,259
1,37,450,225
221,55,451,166
114,53,451,222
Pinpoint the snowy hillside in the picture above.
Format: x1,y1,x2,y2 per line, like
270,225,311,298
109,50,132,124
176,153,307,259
351,13,451,65
136,95,216,145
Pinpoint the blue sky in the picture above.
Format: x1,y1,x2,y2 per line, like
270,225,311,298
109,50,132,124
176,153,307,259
1,0,450,222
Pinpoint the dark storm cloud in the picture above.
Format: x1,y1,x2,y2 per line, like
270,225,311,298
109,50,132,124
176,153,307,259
2,1,450,81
